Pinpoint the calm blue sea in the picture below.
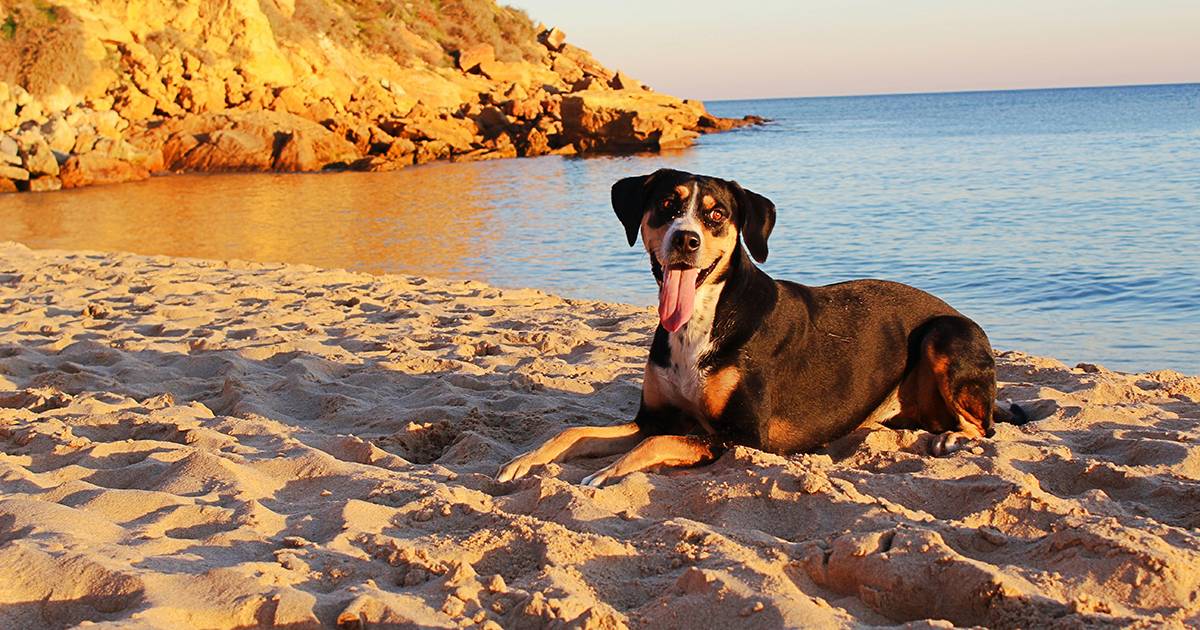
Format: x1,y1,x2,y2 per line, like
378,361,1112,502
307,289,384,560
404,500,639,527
2,83,1197,373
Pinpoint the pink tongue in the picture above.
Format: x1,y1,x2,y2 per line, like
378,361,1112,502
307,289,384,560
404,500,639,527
658,267,699,332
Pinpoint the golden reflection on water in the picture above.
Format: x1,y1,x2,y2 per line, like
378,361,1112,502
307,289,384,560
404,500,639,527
0,162,513,281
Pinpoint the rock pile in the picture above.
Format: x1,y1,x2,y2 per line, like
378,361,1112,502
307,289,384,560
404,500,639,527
0,0,761,193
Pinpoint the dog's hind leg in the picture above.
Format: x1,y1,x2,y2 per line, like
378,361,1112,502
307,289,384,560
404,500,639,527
914,316,999,456
497,422,642,482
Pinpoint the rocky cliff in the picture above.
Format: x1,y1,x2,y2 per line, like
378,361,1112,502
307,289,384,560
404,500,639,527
0,0,759,193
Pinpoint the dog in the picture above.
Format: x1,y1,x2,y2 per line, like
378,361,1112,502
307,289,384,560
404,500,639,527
498,168,1024,486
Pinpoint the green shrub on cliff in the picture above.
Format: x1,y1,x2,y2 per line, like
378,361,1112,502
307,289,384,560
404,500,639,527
323,0,543,66
0,1,95,98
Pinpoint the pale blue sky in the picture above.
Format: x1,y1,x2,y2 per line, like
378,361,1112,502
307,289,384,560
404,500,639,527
508,1,1200,100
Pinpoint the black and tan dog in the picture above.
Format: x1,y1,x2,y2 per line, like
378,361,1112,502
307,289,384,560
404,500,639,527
498,168,1023,486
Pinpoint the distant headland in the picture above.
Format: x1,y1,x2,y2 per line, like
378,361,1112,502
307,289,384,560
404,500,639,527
0,0,761,193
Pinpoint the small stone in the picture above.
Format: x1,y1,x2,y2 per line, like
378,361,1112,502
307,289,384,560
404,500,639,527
402,567,429,586
978,526,1008,546
28,176,62,192
442,595,466,617
0,135,19,164
320,489,332,497
487,574,506,593
675,567,713,594
282,536,313,548
739,601,765,616
82,303,110,319
443,561,476,588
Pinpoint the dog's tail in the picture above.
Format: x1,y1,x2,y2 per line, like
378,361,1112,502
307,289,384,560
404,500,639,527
993,400,1030,426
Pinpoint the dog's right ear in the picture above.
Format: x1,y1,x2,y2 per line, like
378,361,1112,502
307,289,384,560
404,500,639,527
611,170,666,246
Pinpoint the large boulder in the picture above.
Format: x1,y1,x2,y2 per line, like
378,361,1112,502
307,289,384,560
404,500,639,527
398,115,477,154
173,128,275,171
275,125,361,171
478,61,559,92
473,106,512,139
550,55,584,85
558,45,615,82
392,69,480,113
520,127,551,157
161,111,359,172
560,89,705,152
59,154,150,188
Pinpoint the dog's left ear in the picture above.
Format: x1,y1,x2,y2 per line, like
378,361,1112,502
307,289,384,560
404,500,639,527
611,169,668,246
729,181,776,263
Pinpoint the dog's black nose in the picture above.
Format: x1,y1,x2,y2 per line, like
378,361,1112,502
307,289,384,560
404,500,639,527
673,230,701,253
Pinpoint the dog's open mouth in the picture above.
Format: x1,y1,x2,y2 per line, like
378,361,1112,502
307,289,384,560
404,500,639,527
658,257,720,333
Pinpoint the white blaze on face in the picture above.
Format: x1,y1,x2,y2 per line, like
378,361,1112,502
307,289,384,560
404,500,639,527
658,181,701,266
657,182,702,333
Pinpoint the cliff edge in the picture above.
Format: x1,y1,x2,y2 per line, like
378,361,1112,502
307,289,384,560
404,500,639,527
0,0,760,193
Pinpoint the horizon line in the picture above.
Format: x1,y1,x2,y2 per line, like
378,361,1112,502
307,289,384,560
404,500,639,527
702,80,1199,103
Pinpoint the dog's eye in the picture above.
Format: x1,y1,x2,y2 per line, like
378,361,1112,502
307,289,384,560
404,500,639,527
661,198,679,212
708,208,726,222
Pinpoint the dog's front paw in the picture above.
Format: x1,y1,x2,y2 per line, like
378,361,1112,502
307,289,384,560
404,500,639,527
929,432,984,457
581,463,624,487
497,452,544,482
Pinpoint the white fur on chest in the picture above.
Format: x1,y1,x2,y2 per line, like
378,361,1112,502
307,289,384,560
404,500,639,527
651,281,723,418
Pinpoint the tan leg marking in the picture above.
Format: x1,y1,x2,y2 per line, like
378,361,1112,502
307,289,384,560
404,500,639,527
499,362,670,482
702,366,740,419
497,422,642,482
581,435,718,487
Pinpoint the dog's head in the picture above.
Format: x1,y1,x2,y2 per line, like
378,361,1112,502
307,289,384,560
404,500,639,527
611,169,776,332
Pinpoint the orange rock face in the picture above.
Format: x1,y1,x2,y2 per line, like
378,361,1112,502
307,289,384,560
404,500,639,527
59,154,151,189
159,111,359,172
560,89,706,152
0,3,762,194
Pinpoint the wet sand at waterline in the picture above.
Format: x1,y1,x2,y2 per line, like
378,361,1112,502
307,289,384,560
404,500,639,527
1,242,1199,628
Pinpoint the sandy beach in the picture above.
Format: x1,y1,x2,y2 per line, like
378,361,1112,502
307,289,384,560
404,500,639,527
1,240,1198,628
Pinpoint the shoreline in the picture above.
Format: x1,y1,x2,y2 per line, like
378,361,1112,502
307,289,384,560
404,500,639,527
2,242,1199,627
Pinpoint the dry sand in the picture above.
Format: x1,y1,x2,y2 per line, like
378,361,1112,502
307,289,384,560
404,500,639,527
1,241,1198,629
